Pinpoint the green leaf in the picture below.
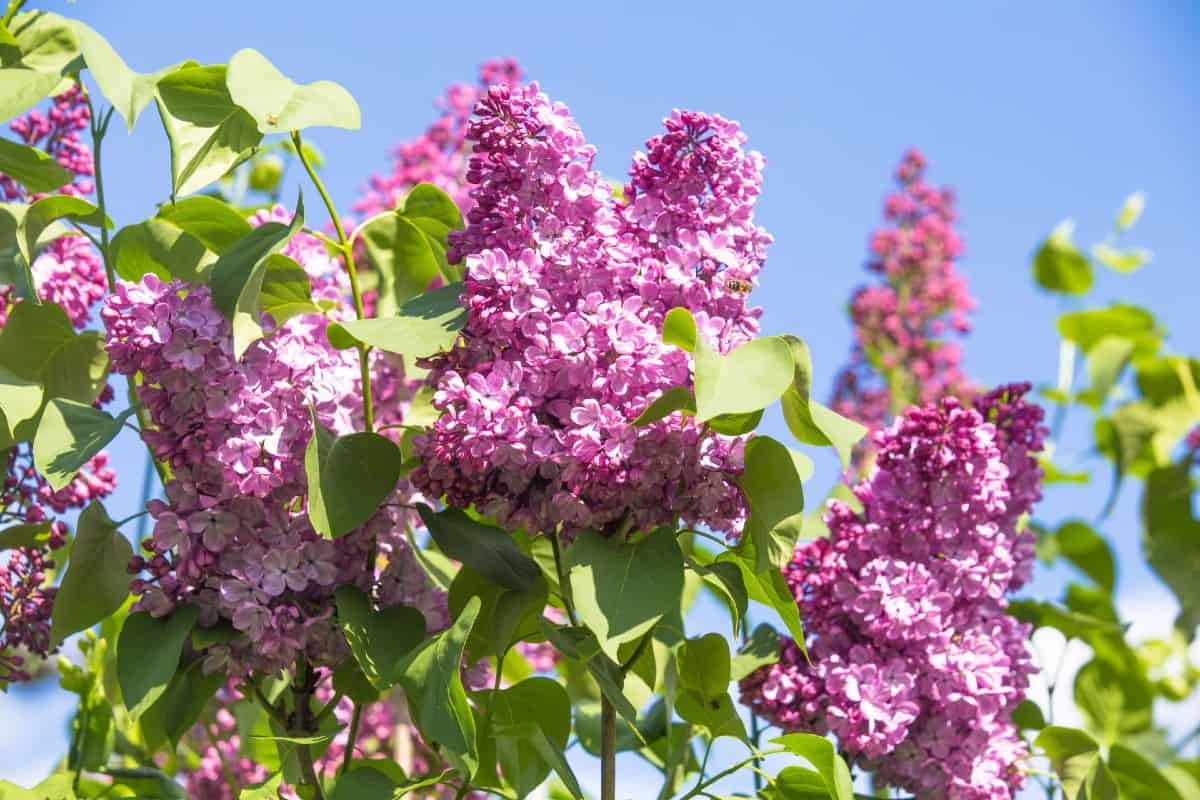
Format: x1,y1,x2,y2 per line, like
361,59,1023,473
334,586,425,690
209,194,303,358
718,552,806,651
17,195,108,265
448,566,547,662
1054,520,1116,592
258,253,319,325
416,503,539,592
72,22,183,132
1035,726,1119,800
1078,336,1136,409
483,677,574,798
239,773,283,800
1034,220,1093,295
327,283,466,359
0,11,80,122
1116,191,1146,231
676,690,747,742
41,330,109,405
1108,745,1181,800
0,300,72,378
736,435,809,574
731,623,780,681
140,660,223,751
540,622,639,725
0,137,70,193
1073,658,1153,746
694,335,794,423
1093,243,1151,274
360,184,463,313
662,307,698,352
156,195,253,253
111,217,217,283
226,48,360,133
567,527,684,656
771,733,855,800
779,336,866,469
675,633,730,699
117,606,199,719
33,398,136,491
396,596,480,777
691,558,747,637
0,365,42,447
49,502,132,646
0,521,51,551
154,63,262,197
1012,699,1047,732
633,386,694,426
1058,305,1160,356
305,412,401,539
770,766,839,800
327,766,393,800
1141,462,1200,631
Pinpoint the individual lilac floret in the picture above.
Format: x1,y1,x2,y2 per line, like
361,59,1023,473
414,82,771,537
740,385,1046,800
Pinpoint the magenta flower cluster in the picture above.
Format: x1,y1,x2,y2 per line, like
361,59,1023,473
413,82,772,536
0,91,115,684
102,208,438,675
351,59,523,221
1,85,94,201
831,148,975,435
740,384,1045,800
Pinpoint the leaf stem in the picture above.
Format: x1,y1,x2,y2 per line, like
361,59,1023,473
550,532,579,627
676,747,787,799
1,0,25,26
290,129,374,432
600,694,617,800
339,701,362,778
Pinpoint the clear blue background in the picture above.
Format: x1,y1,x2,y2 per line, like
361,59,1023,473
2,0,1198,795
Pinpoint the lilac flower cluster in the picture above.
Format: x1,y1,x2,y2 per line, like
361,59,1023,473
1,89,114,684
102,208,434,675
740,385,1045,800
413,83,772,536
351,59,523,220
831,149,975,436
1,85,94,201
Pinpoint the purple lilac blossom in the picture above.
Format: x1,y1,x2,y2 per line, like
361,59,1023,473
412,82,772,538
740,384,1045,800
831,148,975,440
102,207,435,676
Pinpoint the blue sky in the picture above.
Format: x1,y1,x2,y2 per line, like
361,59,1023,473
2,0,1198,793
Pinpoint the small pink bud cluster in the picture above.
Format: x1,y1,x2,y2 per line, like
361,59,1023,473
413,82,773,537
831,148,975,436
740,385,1045,800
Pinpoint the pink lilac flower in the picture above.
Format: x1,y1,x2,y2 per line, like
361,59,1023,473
351,59,523,221
831,148,974,439
102,207,431,676
740,385,1045,800
413,83,770,537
